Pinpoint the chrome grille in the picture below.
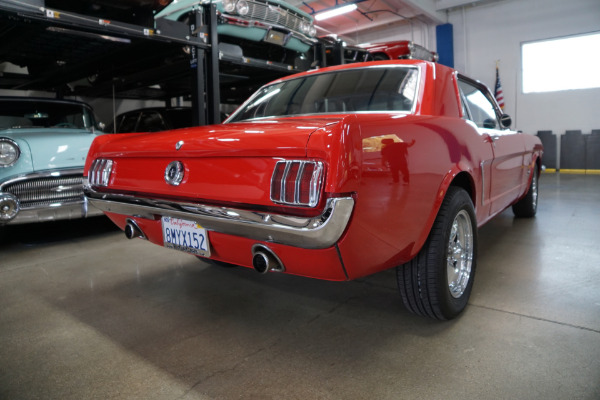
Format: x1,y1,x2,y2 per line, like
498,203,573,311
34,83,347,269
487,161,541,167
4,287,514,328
3,175,84,208
244,1,308,32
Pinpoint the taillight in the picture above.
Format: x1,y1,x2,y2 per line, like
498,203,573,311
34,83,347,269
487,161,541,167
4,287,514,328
88,159,113,187
271,160,324,207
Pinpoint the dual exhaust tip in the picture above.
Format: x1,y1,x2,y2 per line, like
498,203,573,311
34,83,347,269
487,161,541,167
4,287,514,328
124,220,284,274
125,219,146,240
251,244,285,274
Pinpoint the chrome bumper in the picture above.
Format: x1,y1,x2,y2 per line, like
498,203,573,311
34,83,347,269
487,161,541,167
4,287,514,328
1,169,105,225
3,197,104,225
84,184,354,249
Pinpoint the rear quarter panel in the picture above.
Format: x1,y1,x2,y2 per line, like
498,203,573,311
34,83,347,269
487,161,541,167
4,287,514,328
326,114,493,279
304,62,494,279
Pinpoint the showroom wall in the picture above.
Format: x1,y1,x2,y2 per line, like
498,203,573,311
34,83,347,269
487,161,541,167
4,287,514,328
352,0,599,137
447,0,600,135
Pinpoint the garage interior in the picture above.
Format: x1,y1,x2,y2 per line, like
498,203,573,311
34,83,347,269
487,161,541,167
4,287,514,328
1,0,599,399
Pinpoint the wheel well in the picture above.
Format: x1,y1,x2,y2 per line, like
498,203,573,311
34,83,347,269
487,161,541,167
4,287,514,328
449,172,475,206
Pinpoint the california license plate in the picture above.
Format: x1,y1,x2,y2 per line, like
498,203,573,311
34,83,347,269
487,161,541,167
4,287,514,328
162,216,210,257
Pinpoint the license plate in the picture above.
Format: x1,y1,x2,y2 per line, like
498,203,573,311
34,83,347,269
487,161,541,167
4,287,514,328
162,216,210,257
264,30,287,46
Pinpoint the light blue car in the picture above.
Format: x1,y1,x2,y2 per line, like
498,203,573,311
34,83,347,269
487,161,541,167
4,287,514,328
0,97,105,225
155,0,317,66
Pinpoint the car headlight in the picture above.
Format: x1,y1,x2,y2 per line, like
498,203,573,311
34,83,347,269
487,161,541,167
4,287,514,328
0,138,20,167
236,0,249,16
223,0,236,13
308,25,317,37
299,20,309,34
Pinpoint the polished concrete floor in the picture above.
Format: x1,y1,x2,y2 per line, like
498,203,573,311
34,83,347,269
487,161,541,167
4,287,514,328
1,173,599,400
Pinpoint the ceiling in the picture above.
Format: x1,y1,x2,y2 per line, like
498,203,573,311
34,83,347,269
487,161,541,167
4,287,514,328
286,0,499,40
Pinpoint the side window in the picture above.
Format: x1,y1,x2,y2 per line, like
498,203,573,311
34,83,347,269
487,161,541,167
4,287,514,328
118,112,141,133
457,80,498,129
138,111,167,132
458,88,469,120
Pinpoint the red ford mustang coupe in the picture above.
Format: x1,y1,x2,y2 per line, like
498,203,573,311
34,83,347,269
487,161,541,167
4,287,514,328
84,60,542,320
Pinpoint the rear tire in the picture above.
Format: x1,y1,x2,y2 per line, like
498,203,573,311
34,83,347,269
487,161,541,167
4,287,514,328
396,187,477,320
512,167,538,218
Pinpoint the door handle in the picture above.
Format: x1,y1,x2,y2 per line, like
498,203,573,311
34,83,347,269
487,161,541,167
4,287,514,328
483,135,498,147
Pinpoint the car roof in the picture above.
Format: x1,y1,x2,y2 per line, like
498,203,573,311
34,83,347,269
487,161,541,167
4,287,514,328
0,96,93,108
267,59,434,85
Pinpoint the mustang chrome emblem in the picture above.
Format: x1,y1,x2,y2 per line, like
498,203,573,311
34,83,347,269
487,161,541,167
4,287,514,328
165,161,184,186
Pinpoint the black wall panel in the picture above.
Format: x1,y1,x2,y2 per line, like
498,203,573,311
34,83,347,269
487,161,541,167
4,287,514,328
537,130,557,169
586,130,600,170
560,130,586,170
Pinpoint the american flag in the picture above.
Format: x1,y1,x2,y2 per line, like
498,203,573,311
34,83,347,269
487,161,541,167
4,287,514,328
494,65,505,110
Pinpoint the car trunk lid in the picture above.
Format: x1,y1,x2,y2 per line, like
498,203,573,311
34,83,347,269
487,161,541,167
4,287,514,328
93,118,342,207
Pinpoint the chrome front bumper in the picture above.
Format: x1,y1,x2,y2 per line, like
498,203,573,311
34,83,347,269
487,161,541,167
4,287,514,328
84,184,354,249
1,197,104,225
1,169,104,225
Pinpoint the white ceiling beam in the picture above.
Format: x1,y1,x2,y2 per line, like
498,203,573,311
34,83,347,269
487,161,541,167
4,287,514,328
327,13,411,37
435,0,500,11
397,0,446,24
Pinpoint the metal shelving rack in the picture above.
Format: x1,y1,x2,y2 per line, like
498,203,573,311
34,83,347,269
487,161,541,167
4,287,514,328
0,0,300,125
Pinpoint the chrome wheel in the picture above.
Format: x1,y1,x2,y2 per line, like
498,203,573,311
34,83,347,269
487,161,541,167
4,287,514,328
513,166,539,218
397,187,477,319
531,169,538,210
446,209,474,298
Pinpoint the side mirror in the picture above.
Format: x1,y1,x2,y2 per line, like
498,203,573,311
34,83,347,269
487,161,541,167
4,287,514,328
483,118,497,129
500,114,512,128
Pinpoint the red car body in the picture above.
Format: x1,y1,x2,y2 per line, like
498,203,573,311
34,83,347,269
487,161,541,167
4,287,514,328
360,40,438,62
84,60,542,319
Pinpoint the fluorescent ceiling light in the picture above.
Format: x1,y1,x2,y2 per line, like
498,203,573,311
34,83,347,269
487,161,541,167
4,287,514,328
314,3,357,21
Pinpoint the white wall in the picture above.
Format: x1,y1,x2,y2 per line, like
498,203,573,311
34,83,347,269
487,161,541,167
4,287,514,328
448,0,600,135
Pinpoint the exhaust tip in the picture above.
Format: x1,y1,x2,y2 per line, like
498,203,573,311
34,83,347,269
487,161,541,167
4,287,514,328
124,219,145,240
251,245,285,274
252,252,271,274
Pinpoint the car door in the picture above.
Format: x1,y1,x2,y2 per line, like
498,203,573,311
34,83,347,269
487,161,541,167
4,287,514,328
458,78,525,217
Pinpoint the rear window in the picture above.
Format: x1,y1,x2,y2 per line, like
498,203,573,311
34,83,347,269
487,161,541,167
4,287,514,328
228,66,419,122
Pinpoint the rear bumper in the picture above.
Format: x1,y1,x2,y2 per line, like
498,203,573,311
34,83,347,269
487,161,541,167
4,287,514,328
84,183,354,250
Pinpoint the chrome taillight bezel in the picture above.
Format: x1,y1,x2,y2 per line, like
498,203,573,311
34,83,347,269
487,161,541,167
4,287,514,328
88,159,114,187
270,160,324,208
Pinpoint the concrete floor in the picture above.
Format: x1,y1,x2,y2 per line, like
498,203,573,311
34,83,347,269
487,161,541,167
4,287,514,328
1,173,599,400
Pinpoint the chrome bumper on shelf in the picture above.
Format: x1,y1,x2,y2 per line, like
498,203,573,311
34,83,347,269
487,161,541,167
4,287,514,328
84,183,354,249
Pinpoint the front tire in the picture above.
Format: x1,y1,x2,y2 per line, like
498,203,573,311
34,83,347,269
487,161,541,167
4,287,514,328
512,166,538,218
396,187,477,320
